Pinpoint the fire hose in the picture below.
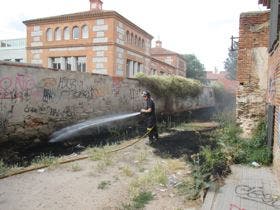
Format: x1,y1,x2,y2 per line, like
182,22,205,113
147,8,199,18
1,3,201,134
0,126,156,179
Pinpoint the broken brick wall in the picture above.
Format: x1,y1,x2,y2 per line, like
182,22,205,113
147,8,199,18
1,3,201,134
236,11,269,138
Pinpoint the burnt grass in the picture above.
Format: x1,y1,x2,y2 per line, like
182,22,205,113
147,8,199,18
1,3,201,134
152,130,211,160
0,107,215,167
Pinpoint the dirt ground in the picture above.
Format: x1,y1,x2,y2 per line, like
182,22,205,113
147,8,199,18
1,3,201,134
0,123,215,210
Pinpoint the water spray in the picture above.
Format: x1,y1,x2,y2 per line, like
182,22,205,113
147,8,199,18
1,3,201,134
49,112,141,143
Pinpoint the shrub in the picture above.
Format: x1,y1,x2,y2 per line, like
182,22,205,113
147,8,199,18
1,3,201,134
136,73,202,98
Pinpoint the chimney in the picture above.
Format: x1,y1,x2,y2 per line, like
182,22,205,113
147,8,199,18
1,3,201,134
156,40,162,48
89,0,103,11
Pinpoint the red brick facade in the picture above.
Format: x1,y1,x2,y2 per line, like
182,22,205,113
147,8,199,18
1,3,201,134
151,40,186,77
206,71,238,94
258,0,280,180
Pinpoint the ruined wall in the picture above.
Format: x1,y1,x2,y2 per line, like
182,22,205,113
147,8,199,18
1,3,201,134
0,62,215,144
236,11,269,137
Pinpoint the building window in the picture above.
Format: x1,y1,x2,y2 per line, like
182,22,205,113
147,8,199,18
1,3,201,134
72,26,79,39
55,27,61,40
51,58,61,69
142,39,145,48
46,28,53,41
130,33,134,44
138,37,141,47
82,25,89,39
66,57,72,70
64,27,70,40
126,31,130,43
126,59,142,78
77,57,86,72
134,35,137,45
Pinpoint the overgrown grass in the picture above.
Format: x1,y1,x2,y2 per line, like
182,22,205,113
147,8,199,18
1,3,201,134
121,191,154,210
215,117,272,165
177,112,272,200
31,154,58,168
87,146,112,161
136,73,202,98
70,163,82,172
164,159,187,173
0,159,9,176
121,165,134,177
136,151,148,165
129,163,167,197
87,146,113,172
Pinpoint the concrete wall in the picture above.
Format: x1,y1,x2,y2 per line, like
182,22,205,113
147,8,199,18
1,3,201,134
236,11,269,138
0,62,215,144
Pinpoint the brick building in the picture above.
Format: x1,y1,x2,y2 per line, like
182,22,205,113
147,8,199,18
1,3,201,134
206,71,238,94
236,11,269,138
23,0,186,78
151,40,186,77
258,0,280,181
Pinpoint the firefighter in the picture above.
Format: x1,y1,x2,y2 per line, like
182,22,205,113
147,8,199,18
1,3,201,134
140,90,159,144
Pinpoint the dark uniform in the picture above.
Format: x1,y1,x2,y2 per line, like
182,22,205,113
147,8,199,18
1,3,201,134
145,97,158,142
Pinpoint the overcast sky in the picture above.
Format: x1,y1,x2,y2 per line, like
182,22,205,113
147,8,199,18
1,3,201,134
0,0,267,71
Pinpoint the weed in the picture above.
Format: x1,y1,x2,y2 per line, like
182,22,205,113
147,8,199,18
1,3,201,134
120,191,154,210
215,117,272,165
138,167,145,173
88,146,113,172
198,147,230,177
71,163,82,172
87,147,111,161
98,180,111,190
136,151,148,164
129,163,167,196
132,191,154,209
96,160,112,172
164,159,186,173
0,159,8,176
121,166,134,177
31,154,58,167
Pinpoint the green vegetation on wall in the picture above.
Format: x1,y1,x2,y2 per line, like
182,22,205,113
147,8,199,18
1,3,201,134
136,73,202,98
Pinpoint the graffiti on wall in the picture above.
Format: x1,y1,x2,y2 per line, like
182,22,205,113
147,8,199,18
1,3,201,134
0,73,36,100
24,104,79,119
112,77,123,96
57,77,107,100
267,75,276,103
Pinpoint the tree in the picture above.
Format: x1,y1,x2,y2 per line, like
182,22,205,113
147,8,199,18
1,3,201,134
224,41,238,80
183,54,206,81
